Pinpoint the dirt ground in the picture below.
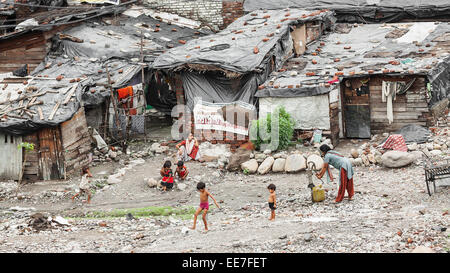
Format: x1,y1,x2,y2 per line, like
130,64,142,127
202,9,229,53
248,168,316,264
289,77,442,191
0,139,448,253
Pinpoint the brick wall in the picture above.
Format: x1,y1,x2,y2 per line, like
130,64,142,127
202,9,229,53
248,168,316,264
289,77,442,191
143,0,245,30
144,0,224,31
221,0,245,29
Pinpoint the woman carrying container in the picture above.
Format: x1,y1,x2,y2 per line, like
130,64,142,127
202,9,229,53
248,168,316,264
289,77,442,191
316,144,355,203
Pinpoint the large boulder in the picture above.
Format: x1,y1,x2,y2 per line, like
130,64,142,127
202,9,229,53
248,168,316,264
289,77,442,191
285,154,307,173
258,157,274,175
381,151,415,168
272,158,286,172
240,159,258,174
227,148,252,171
306,154,323,170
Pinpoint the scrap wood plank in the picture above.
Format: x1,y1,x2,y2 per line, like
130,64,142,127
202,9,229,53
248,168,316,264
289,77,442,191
37,106,44,120
48,101,61,120
0,101,43,116
24,109,36,115
0,90,46,105
63,85,77,104
4,114,28,120
62,83,77,95
24,111,33,119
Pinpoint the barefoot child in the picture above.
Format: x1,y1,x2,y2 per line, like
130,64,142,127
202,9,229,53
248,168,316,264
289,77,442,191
191,182,219,231
267,184,276,220
160,160,174,192
175,160,189,181
71,166,93,203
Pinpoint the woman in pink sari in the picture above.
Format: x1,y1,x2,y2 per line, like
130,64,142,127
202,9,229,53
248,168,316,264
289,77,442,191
176,133,200,161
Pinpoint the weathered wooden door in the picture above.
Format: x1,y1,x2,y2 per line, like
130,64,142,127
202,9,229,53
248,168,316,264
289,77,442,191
0,133,22,180
343,80,371,138
38,128,65,180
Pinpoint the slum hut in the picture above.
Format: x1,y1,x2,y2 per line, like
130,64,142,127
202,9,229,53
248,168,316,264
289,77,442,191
30,7,209,140
0,2,130,74
255,22,450,145
243,0,450,24
0,72,91,182
152,8,335,148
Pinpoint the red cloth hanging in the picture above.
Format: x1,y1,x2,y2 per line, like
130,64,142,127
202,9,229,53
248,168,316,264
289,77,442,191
117,86,133,100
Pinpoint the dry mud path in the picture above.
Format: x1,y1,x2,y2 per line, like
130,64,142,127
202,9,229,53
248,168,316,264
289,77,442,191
0,143,449,253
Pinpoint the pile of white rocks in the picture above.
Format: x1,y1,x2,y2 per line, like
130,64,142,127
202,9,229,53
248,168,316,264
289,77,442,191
240,150,324,175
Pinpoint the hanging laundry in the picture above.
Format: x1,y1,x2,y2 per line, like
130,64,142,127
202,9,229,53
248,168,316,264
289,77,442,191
117,86,133,100
382,81,398,124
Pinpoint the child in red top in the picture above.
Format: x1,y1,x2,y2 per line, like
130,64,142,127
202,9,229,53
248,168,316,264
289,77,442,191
160,160,174,192
175,160,189,181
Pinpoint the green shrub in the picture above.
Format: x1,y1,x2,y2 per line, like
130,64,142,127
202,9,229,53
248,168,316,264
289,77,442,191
250,106,295,151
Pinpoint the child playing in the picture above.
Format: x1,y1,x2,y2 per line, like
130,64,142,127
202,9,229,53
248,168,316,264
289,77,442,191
175,160,189,181
160,160,174,192
267,184,277,220
191,182,220,231
71,166,93,203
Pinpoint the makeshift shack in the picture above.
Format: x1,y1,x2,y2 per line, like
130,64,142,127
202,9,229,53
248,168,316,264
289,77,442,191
30,7,209,139
0,72,91,182
0,2,130,74
256,22,450,145
152,8,335,147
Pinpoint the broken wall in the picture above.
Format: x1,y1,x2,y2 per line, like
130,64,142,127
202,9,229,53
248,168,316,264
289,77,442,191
60,107,92,177
144,0,224,31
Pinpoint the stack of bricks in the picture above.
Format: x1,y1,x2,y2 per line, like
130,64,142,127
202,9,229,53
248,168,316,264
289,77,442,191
173,76,185,105
221,0,245,29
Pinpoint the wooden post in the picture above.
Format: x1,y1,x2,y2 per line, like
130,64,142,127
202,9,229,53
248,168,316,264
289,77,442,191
140,29,148,142
105,65,126,150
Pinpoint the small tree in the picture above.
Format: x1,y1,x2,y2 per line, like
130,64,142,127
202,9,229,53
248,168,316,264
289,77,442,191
17,142,35,188
250,106,295,152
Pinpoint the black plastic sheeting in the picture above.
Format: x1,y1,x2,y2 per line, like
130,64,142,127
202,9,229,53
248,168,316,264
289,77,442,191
152,9,335,74
256,22,450,107
243,0,450,23
32,14,208,107
145,72,177,115
181,52,275,110
429,55,450,106
394,124,432,144
0,77,83,136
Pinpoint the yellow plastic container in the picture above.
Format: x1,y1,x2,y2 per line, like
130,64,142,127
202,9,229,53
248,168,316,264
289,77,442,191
312,184,326,202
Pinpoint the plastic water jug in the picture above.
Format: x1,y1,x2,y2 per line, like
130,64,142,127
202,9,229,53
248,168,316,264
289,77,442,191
312,184,325,202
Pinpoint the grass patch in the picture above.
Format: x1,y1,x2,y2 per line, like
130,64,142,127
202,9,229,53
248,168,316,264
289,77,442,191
83,206,196,219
